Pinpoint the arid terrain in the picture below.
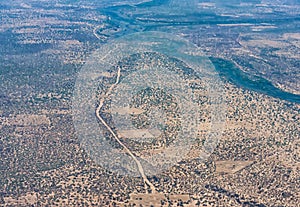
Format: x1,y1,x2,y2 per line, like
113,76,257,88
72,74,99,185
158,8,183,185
0,0,299,206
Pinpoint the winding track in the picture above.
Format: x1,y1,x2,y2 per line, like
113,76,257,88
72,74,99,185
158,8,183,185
95,67,157,193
